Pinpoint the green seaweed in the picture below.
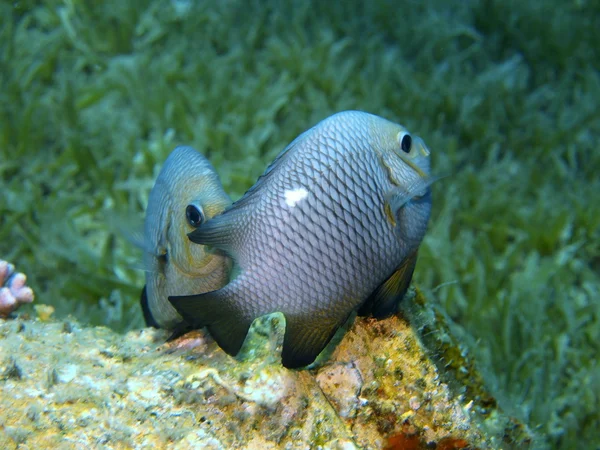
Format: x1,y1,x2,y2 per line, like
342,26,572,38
0,1,598,448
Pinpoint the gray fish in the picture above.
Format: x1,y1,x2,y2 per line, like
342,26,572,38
170,111,433,368
141,146,231,330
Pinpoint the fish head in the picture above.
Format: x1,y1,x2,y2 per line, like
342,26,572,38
367,115,434,250
144,146,232,328
165,180,231,281
368,115,431,182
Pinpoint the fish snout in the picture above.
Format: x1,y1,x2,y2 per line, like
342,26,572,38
411,136,430,158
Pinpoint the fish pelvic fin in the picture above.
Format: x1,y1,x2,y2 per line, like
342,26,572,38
358,252,418,318
282,311,351,369
140,285,160,328
385,176,437,216
168,288,252,357
166,322,196,341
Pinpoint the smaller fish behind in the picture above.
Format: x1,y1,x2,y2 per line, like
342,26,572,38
141,146,232,331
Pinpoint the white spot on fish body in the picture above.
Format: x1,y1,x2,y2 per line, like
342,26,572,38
284,187,309,207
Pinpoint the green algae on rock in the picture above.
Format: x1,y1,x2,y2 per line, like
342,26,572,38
0,289,530,449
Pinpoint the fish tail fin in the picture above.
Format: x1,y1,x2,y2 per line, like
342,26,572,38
169,287,252,357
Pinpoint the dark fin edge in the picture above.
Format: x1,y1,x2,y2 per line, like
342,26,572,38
281,311,352,369
166,322,195,341
140,285,160,328
169,288,252,358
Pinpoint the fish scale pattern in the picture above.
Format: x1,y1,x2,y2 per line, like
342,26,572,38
239,115,406,322
172,111,432,367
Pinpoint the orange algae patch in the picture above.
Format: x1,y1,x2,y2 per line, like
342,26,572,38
385,432,423,450
437,437,470,449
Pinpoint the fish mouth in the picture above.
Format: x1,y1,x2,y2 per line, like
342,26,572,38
389,174,444,211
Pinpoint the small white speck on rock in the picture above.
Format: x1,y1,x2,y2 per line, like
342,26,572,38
410,396,422,410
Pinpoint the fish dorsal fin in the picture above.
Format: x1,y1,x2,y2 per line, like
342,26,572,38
187,136,307,254
227,130,307,211
186,211,240,255
358,252,418,318
169,287,253,357
281,311,350,369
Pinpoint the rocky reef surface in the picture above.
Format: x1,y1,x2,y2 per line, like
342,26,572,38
0,289,531,449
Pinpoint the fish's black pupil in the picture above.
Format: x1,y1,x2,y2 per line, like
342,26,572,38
401,134,412,153
186,205,204,228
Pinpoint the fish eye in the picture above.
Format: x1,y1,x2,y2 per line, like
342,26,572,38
185,204,205,228
399,132,412,153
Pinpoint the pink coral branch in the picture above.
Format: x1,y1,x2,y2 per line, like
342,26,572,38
0,260,34,318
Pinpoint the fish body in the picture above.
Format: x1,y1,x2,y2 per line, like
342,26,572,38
170,111,433,367
141,146,231,330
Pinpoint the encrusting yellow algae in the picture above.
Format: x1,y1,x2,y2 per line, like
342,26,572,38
0,287,532,449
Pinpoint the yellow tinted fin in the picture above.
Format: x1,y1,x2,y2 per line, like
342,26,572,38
357,252,418,318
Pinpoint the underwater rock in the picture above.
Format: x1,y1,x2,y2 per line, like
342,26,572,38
0,260,34,318
0,289,532,449
315,362,363,419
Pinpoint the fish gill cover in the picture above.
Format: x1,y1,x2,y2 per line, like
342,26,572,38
0,0,598,449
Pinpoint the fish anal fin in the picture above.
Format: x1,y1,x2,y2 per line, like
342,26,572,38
169,288,252,357
282,312,348,369
358,252,418,318
207,314,253,357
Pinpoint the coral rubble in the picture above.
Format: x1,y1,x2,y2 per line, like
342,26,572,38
0,289,531,449
0,261,34,319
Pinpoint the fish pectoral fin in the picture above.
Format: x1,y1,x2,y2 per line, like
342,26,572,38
384,177,435,222
357,252,418,318
169,288,252,357
281,312,348,369
140,285,159,328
